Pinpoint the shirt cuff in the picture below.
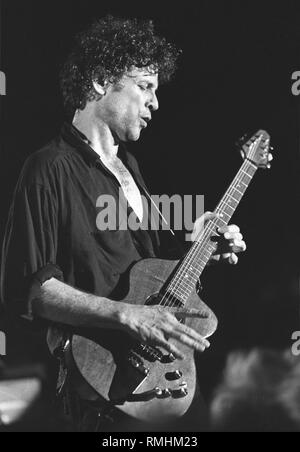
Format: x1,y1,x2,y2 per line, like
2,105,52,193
25,263,64,321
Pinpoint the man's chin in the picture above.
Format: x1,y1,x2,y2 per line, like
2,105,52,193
115,127,141,143
125,130,141,142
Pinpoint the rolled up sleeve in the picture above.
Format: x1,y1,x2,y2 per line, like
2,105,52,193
1,181,63,321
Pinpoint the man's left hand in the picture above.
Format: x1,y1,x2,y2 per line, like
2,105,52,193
192,212,246,265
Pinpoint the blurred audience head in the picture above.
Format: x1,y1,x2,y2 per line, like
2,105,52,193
210,348,300,432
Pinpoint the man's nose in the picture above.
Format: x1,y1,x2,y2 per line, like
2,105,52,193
147,92,159,111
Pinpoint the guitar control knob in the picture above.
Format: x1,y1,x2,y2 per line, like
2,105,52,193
127,387,162,402
165,370,183,381
157,389,172,399
170,387,188,399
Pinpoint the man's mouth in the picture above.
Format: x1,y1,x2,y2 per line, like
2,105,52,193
140,117,151,128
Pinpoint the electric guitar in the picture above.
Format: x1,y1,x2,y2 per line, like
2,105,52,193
66,130,272,423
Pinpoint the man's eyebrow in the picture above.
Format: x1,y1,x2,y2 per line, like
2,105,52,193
134,77,158,89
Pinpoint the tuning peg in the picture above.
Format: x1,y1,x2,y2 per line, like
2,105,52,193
267,163,271,169
268,154,273,162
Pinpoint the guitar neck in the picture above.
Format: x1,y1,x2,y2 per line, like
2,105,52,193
163,159,258,305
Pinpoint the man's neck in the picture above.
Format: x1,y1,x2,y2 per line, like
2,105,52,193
72,108,119,161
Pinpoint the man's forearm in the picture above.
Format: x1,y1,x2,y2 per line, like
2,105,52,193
31,277,211,358
32,277,124,329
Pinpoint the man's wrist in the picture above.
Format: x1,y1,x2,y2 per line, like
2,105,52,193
91,296,131,331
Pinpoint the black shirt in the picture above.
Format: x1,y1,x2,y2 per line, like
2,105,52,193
0,123,160,329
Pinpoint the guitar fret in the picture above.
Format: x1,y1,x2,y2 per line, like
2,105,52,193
180,278,197,287
176,274,198,289
240,169,252,179
163,137,264,306
172,292,188,302
218,211,230,222
206,245,215,254
233,187,243,196
202,250,211,259
217,216,227,226
222,201,235,211
179,281,190,295
227,193,239,203
172,263,205,288
183,270,200,281
171,289,186,300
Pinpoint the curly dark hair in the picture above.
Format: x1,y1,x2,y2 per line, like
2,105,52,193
60,15,181,115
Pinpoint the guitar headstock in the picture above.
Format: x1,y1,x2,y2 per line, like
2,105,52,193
239,130,272,169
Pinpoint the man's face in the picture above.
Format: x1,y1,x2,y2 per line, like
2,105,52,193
96,67,159,142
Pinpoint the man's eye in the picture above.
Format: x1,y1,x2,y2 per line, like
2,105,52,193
138,85,147,91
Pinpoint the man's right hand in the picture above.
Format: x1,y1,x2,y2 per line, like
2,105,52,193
118,304,210,359
36,278,210,359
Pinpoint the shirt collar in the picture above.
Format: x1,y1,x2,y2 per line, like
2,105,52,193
61,122,133,171
61,122,100,166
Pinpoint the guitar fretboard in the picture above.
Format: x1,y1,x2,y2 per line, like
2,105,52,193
162,159,258,305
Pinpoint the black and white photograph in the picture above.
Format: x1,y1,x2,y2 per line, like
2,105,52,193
0,0,299,434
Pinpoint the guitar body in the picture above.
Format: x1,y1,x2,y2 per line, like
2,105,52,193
71,257,218,423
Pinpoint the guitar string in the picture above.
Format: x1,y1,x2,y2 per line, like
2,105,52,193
157,177,248,308
161,158,257,307
140,141,260,357
164,138,260,299
166,161,257,300
158,145,259,309
159,141,260,308
138,161,256,360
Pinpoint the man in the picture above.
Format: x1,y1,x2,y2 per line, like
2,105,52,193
1,16,245,431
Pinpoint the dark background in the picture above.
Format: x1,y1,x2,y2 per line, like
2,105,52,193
0,0,299,397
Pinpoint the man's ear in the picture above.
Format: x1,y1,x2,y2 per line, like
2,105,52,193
92,80,107,96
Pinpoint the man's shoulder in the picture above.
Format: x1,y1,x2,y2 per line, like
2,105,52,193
19,134,75,187
26,134,74,169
